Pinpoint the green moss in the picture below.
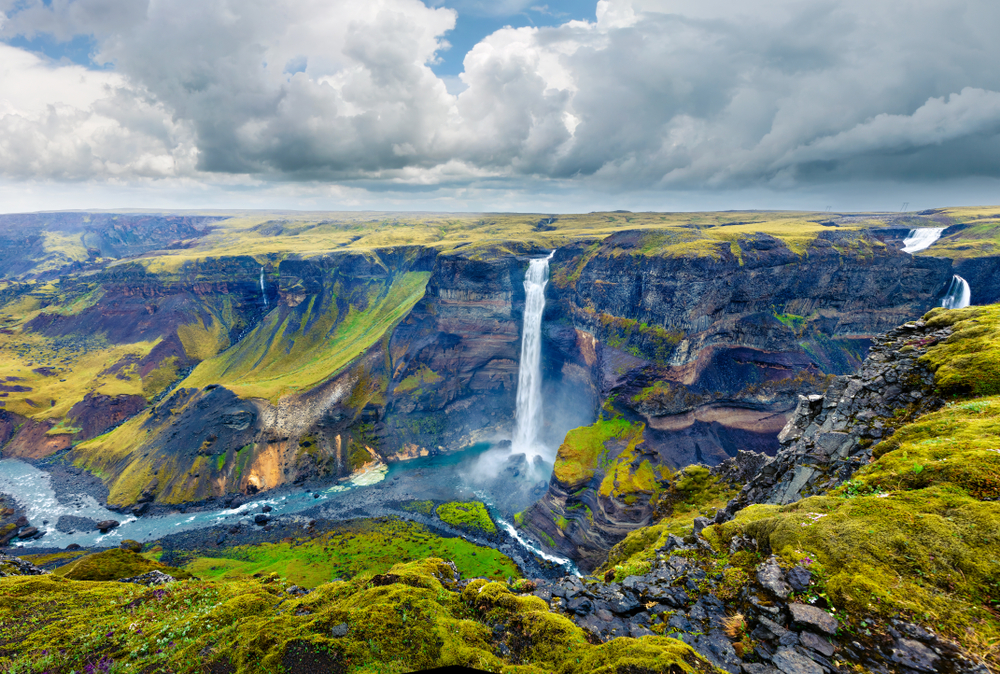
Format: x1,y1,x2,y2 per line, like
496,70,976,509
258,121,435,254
0,555,711,674
401,500,435,515
592,311,685,364
53,549,193,582
715,567,750,601
711,382,1000,665
435,501,497,535
184,519,517,586
920,305,1000,397
553,418,644,490
598,466,737,577
775,312,807,333
395,365,443,393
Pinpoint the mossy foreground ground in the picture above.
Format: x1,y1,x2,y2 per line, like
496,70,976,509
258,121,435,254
0,557,716,674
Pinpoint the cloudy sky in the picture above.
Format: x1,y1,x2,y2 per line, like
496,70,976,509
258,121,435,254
0,0,998,213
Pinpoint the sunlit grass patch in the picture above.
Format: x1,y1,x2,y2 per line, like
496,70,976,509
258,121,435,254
434,502,497,535
182,518,514,587
183,271,430,401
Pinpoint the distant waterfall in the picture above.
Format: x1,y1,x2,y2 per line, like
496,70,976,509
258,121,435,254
942,275,971,309
260,267,267,307
902,228,944,253
512,252,554,458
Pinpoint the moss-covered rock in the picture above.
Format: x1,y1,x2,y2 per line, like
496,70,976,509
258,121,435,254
53,548,194,582
435,501,498,534
0,557,717,674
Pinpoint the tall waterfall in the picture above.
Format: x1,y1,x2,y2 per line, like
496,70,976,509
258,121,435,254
260,267,267,307
902,228,944,253
512,252,554,459
942,275,971,309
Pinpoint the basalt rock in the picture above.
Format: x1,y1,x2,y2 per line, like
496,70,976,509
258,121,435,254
0,551,47,577
519,549,989,674
722,320,948,516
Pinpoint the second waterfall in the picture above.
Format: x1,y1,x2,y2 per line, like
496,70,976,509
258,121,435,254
512,252,554,460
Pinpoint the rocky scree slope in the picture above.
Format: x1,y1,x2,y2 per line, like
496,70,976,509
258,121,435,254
721,316,950,514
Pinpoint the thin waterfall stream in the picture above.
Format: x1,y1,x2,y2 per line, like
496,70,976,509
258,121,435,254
942,275,971,309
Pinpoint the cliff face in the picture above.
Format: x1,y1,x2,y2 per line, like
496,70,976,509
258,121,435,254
376,251,599,457
65,248,438,505
720,318,949,517
552,229,954,466
520,229,987,571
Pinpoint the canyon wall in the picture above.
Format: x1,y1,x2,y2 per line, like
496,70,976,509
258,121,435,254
520,229,986,571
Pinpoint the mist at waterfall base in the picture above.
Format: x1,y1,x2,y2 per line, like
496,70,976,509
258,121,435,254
459,253,561,509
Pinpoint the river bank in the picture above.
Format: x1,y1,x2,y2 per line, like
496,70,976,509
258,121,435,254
0,440,572,578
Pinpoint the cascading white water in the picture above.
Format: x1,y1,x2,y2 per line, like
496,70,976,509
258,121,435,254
260,267,267,307
942,275,971,309
902,228,944,253
512,252,554,460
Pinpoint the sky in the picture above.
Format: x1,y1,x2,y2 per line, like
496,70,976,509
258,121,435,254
0,0,998,214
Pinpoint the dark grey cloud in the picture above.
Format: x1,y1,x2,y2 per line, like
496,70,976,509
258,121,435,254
0,0,998,198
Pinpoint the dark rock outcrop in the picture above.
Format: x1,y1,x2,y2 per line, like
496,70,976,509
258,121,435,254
0,551,47,577
521,549,988,674
722,319,948,516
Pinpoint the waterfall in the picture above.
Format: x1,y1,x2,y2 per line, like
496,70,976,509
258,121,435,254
902,228,944,253
942,275,971,309
512,252,554,459
260,267,267,307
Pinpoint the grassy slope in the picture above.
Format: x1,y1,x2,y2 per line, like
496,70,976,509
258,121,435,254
183,519,514,586
0,281,155,420
182,271,430,401
596,304,1000,666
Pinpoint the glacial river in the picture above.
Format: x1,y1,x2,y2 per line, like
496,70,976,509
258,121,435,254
0,441,578,573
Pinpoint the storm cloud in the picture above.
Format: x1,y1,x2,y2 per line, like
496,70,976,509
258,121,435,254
1,0,998,204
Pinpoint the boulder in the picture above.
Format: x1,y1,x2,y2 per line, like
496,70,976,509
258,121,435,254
757,556,792,599
798,631,835,657
771,648,824,674
253,514,269,525
787,603,838,635
16,526,39,539
119,539,142,553
890,638,940,672
118,570,176,586
95,520,120,533
785,565,811,592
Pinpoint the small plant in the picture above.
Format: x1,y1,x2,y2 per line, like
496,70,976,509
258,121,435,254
722,613,746,639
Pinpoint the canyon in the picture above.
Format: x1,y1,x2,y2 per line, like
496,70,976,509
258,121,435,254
1,208,999,570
